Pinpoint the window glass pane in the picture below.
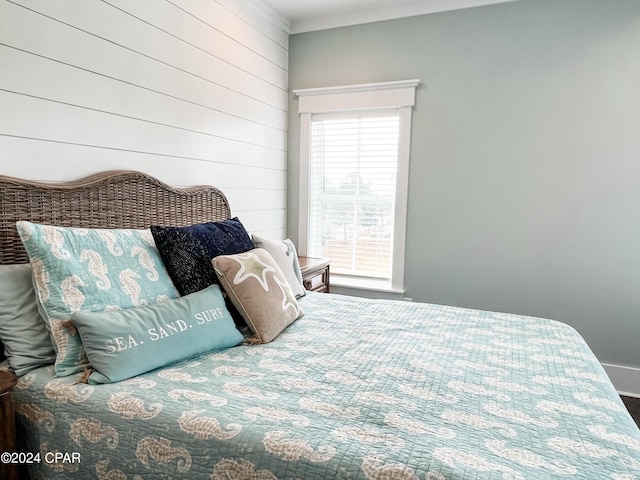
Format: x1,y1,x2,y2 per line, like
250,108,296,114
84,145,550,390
309,111,399,280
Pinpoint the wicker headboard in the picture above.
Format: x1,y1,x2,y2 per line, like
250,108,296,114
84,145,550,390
0,170,231,265
0,170,231,360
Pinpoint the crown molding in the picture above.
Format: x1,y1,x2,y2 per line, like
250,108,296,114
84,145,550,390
289,0,519,34
225,0,292,35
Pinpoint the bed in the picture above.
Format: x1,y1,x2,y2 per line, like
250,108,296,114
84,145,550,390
0,170,638,480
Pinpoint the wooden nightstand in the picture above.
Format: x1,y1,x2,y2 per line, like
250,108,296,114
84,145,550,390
299,257,331,293
0,371,19,480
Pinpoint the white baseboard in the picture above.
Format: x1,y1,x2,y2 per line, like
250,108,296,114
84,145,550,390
602,363,640,398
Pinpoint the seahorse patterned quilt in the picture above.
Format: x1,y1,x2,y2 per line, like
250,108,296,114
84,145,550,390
14,292,640,479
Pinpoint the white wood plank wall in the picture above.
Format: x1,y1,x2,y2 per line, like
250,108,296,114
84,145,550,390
0,0,289,237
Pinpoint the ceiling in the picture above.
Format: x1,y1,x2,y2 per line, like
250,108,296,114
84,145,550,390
259,0,519,34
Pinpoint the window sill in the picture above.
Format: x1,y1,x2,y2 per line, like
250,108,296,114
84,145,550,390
331,275,405,295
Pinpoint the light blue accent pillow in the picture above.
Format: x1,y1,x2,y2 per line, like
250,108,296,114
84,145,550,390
16,222,179,377
71,284,244,384
0,264,56,376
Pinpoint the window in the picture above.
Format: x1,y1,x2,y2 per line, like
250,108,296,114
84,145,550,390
295,80,419,293
309,111,399,280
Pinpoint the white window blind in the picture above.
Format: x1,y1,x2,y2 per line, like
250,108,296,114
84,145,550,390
308,111,400,280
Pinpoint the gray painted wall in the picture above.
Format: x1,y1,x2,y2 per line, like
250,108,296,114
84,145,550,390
288,0,640,369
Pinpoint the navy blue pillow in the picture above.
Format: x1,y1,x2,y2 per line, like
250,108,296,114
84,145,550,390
151,218,254,296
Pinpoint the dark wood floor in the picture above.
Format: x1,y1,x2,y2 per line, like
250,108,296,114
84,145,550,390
621,395,640,428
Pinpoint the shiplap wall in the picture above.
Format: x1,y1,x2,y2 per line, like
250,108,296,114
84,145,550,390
0,0,289,237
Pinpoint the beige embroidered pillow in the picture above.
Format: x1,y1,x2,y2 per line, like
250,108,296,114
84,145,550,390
213,248,303,343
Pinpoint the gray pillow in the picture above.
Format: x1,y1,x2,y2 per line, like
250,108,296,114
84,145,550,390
0,264,55,375
252,235,305,298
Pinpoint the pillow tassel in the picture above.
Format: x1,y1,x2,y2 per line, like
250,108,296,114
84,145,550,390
61,320,79,336
244,334,262,345
77,367,94,384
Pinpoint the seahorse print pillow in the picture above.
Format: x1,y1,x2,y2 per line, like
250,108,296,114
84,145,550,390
17,221,179,377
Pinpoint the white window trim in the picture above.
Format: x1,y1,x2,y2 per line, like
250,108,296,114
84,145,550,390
294,79,420,293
